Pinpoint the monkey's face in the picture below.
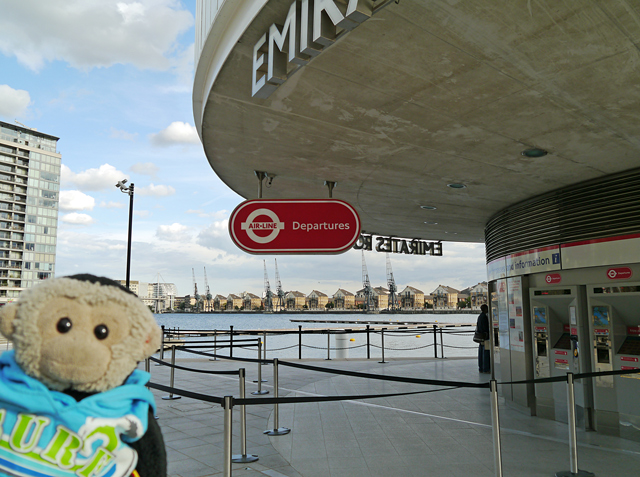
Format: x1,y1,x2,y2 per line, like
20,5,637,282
0,276,161,393
38,297,132,388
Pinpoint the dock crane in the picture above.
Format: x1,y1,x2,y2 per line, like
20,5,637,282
386,253,397,311
192,268,201,312
274,258,285,311
204,267,212,312
263,260,273,311
361,251,374,311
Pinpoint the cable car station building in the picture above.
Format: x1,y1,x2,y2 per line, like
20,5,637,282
194,0,640,439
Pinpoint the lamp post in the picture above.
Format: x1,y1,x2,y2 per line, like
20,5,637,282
115,179,134,290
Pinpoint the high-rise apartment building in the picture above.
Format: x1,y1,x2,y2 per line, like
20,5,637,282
0,121,61,304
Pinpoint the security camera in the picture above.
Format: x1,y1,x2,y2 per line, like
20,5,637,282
116,179,128,188
266,174,276,187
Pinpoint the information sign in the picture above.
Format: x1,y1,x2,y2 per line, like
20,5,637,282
229,199,361,254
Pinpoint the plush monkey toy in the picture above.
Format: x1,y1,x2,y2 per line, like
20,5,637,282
0,274,166,477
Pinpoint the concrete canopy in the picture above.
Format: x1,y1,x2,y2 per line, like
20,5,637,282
196,0,640,244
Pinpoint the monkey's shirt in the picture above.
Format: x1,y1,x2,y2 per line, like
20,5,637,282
0,350,156,477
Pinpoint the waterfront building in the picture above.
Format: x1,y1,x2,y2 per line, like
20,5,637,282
195,1,640,440
372,286,389,310
117,280,144,296
213,294,226,310
242,292,262,310
469,282,488,309
332,289,354,309
226,293,242,311
0,121,60,304
285,290,305,310
306,290,328,309
432,285,459,309
399,286,425,309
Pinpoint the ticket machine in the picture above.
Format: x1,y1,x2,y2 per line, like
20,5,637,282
529,287,592,427
587,283,640,440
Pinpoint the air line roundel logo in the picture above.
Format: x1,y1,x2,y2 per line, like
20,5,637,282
240,208,285,244
229,199,361,254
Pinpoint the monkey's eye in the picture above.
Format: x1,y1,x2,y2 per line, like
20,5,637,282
56,317,72,334
94,324,109,340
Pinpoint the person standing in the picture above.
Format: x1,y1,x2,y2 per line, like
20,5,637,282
477,304,491,373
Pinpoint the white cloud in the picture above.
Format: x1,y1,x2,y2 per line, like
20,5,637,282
137,183,175,196
0,85,31,118
99,201,126,209
149,121,199,146
134,210,151,218
156,223,191,242
61,212,95,225
62,163,128,191
110,128,137,141
129,162,159,177
0,0,193,72
196,220,230,248
59,190,95,211
186,209,228,219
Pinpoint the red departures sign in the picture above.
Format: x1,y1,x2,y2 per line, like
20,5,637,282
229,199,361,254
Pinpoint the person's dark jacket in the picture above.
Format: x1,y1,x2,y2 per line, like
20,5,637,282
477,310,490,342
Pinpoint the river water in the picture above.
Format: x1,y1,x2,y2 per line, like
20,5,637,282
154,312,479,360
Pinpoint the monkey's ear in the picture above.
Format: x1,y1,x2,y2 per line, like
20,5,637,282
0,302,18,339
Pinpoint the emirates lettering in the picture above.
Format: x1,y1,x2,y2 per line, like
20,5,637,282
252,0,375,98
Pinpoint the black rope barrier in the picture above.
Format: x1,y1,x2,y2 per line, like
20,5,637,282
177,346,274,364
147,382,224,405
502,367,640,386
277,360,490,388
234,386,462,406
301,343,367,350
148,356,240,375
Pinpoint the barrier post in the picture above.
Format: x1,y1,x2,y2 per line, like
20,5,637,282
232,368,258,463
157,325,165,365
366,325,371,359
433,325,438,359
555,373,594,477
252,340,268,395
490,380,503,477
379,328,387,364
262,331,267,364
264,358,290,436
326,331,331,360
440,328,445,358
211,329,218,361
298,325,302,359
229,325,234,358
223,396,233,477
162,346,181,400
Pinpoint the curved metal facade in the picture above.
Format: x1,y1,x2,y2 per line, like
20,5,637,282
485,168,640,263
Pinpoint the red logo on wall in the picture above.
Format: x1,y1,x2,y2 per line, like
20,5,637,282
229,199,361,254
545,273,561,284
606,267,633,280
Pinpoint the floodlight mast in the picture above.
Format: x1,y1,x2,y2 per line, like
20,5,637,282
115,179,134,290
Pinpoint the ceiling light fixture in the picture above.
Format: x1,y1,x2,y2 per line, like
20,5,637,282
521,148,548,158
424,221,438,225
420,205,437,210
447,183,466,189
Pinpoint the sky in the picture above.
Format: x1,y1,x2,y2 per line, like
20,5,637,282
0,0,488,298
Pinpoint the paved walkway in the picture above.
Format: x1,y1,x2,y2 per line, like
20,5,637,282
145,356,640,477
